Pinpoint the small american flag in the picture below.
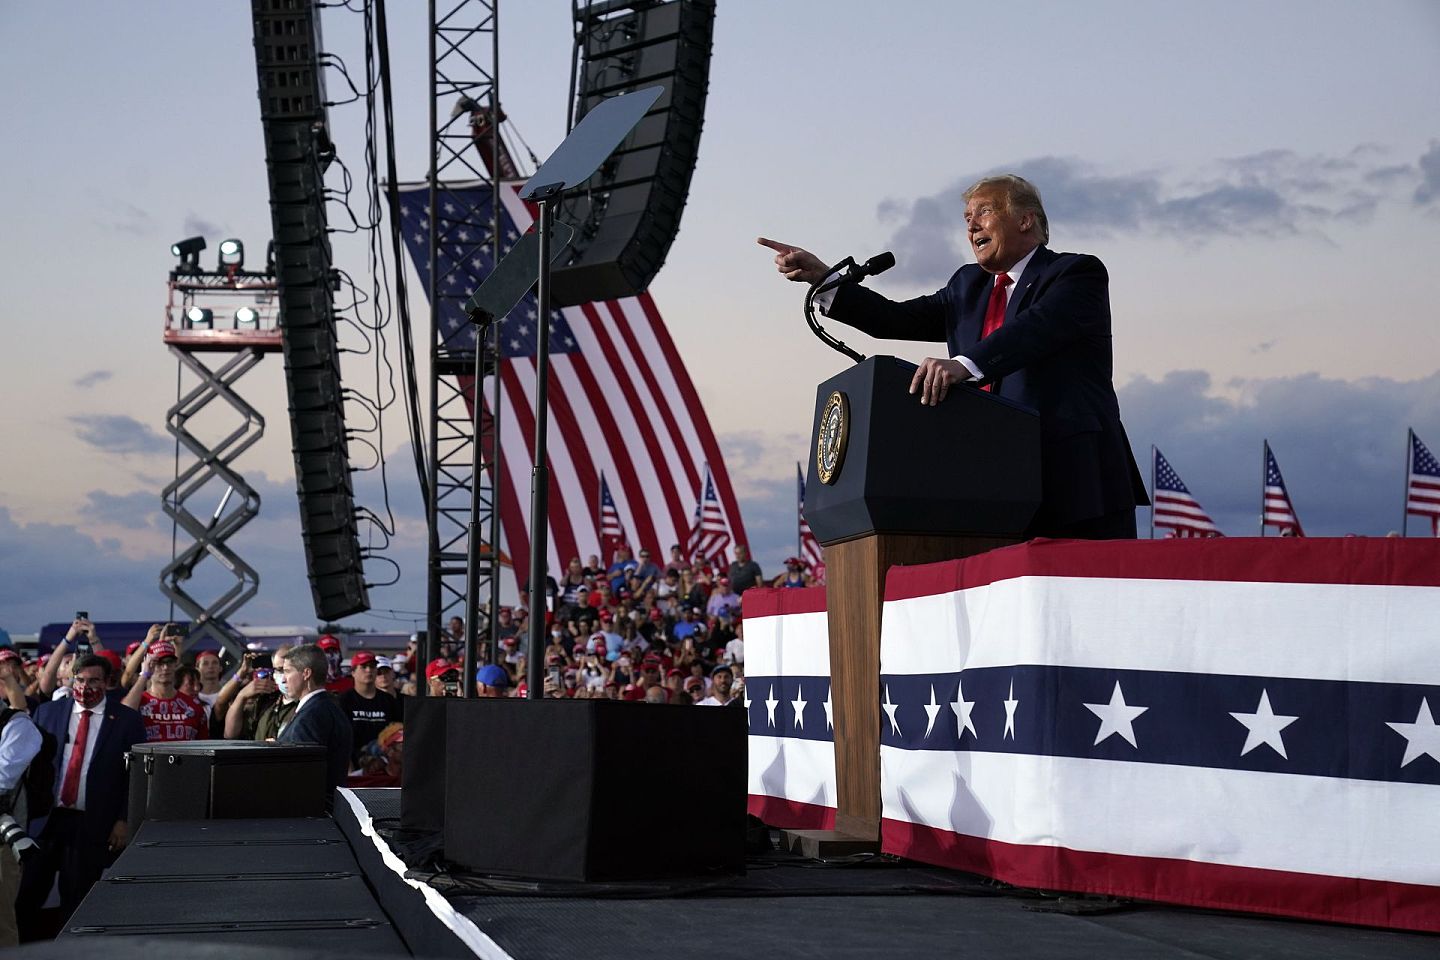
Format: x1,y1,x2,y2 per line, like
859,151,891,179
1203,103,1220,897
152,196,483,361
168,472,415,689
598,471,627,551
797,462,824,574
1262,441,1304,536
1152,448,1223,537
1407,431,1440,536
688,463,732,567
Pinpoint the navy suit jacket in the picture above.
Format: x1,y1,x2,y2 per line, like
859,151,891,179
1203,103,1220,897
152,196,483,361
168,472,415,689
830,246,1149,529
29,697,146,843
278,691,353,791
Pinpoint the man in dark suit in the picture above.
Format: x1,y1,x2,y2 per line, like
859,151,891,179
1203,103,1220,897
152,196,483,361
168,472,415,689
17,654,146,938
277,644,352,796
760,174,1148,538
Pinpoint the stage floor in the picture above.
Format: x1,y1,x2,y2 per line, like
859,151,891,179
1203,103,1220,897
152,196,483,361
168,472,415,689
345,789,1438,960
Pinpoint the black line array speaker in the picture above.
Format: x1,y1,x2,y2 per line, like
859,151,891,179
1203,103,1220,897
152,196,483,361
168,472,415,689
442,698,747,881
250,0,370,620
552,0,716,305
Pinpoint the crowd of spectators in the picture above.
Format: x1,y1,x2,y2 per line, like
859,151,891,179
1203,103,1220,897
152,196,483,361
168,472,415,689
0,543,813,941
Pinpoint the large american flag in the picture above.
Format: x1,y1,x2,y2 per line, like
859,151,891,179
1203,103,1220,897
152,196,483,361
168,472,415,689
1261,441,1304,536
1407,430,1440,536
687,462,732,567
1152,447,1223,537
397,180,747,588
796,462,824,574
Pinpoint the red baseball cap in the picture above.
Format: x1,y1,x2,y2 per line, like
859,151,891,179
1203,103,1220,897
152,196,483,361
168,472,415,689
351,651,377,668
598,608,613,622
97,650,124,673
148,640,179,660
0,649,20,663
648,608,664,621
317,635,342,652
125,641,143,656
425,658,456,680
196,650,221,663
666,667,682,677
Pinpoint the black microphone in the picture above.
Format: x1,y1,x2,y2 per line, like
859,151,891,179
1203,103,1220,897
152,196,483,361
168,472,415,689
815,251,896,295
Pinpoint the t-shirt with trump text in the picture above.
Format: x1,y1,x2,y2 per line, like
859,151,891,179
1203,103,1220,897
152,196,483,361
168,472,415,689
139,690,208,742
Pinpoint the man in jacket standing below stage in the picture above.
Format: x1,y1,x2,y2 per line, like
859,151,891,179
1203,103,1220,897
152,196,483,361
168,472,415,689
277,644,353,795
760,174,1147,539
17,655,146,939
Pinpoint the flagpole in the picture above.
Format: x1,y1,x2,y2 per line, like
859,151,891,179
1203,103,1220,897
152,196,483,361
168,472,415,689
1149,445,1156,540
1402,428,1413,537
1262,440,1269,536
796,461,803,559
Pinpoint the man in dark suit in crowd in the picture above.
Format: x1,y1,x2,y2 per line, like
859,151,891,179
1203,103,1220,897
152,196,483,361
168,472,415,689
277,644,353,796
17,654,146,939
760,174,1148,539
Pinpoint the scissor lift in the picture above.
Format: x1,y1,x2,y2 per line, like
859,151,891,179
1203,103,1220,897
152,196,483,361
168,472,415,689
159,271,282,663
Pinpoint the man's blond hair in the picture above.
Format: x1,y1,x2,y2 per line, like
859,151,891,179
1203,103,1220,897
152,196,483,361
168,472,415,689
963,174,1049,244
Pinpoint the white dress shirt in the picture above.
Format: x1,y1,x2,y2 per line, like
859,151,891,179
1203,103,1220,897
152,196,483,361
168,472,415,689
58,699,106,811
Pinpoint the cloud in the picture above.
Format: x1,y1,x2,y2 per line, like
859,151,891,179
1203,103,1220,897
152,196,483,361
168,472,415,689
1120,370,1440,537
182,214,228,240
876,144,1429,285
98,201,155,237
1414,142,1440,205
73,370,113,389
80,490,164,530
70,414,172,456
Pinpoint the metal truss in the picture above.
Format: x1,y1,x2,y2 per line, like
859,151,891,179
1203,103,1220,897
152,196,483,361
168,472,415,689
158,276,281,663
426,0,503,661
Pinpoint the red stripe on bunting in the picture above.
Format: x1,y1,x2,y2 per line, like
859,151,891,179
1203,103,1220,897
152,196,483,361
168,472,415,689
748,795,836,831
882,818,1440,933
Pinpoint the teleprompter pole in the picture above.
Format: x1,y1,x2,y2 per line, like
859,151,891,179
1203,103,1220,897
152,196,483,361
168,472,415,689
524,197,556,699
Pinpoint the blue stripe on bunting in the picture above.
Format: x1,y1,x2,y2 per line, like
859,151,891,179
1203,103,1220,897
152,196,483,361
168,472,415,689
743,675,834,743
878,667,1440,786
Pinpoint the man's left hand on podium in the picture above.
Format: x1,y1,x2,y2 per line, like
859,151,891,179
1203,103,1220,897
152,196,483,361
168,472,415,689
910,358,969,406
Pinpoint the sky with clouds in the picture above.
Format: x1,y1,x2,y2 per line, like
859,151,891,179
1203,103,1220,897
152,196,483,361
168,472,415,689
1,1,1438,633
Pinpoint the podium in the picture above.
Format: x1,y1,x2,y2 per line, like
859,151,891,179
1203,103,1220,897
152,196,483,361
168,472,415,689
802,356,1041,846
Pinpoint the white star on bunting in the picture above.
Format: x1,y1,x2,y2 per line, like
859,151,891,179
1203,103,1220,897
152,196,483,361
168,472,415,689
1003,679,1019,740
1386,697,1440,767
765,685,779,728
950,679,977,741
1230,689,1299,759
791,685,808,730
1083,681,1149,748
822,688,834,730
882,684,902,737
923,684,942,739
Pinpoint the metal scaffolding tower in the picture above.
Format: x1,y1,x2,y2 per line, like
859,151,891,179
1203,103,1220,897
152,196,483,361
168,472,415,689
159,270,282,663
426,0,503,669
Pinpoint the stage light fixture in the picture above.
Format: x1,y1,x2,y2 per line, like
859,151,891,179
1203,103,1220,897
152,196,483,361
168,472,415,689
219,238,245,270
234,307,261,329
171,236,206,272
186,307,214,329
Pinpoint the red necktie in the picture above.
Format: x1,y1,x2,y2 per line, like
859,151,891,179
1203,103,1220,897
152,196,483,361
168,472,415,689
978,273,1012,392
60,707,92,807
981,272,1012,339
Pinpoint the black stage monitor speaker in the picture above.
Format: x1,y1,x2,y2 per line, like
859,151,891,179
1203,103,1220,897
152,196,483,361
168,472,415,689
443,698,747,881
552,0,715,305
127,741,328,831
399,696,448,832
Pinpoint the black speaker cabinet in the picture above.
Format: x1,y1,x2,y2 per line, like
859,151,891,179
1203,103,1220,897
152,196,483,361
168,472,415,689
127,740,327,829
443,699,747,881
400,695,448,832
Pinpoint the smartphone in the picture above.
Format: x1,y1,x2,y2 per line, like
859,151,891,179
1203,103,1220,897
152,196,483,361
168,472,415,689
164,624,184,637
76,610,89,621
254,668,273,681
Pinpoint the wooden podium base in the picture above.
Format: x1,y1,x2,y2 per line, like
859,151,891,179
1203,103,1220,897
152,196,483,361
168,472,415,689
781,826,879,859
823,531,1016,841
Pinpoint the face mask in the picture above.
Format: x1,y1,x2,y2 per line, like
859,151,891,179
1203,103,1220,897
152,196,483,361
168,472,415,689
76,684,105,708
275,672,290,697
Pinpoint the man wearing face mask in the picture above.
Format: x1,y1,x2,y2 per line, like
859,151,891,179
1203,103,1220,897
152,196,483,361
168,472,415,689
18,655,145,938
316,636,354,694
